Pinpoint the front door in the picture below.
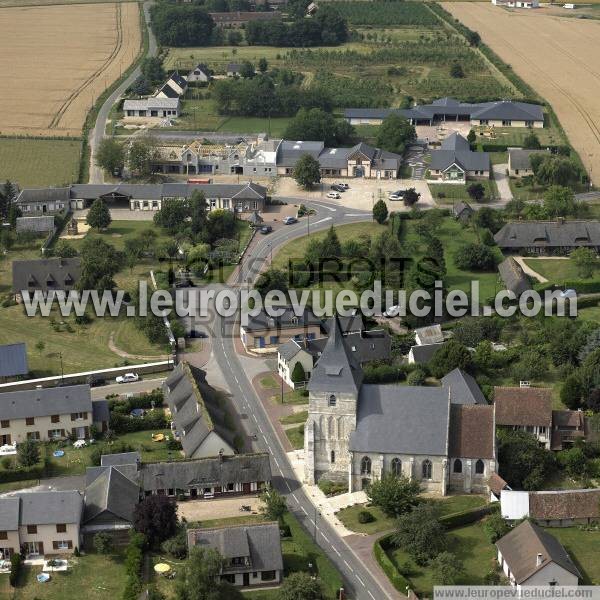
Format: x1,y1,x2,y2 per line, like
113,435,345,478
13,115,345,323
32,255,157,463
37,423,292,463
190,488,198,498
243,573,250,587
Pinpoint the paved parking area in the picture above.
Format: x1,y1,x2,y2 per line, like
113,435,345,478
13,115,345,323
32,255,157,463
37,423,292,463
177,495,264,522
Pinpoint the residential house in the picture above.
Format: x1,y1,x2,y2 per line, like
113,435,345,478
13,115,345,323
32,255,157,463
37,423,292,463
187,522,283,588
13,187,70,215
344,98,544,128
209,11,282,27
164,362,236,458
494,385,552,448
277,327,391,388
0,384,108,445
227,63,242,77
498,256,532,297
429,133,490,182
496,521,580,589
453,201,474,222
508,148,548,177
414,324,444,346
187,63,211,83
304,317,497,494
0,491,83,558
123,97,180,118
493,0,539,8
0,343,28,382
407,342,444,365
12,257,81,302
551,410,585,450
494,220,600,255
16,215,55,234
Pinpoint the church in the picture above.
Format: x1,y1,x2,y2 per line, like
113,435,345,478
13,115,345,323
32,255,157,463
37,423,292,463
303,318,497,495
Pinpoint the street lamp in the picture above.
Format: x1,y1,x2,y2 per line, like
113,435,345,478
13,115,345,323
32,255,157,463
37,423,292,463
59,352,64,383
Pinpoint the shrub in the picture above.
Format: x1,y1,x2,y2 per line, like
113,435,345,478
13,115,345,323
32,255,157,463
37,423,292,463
161,529,188,559
374,535,412,593
93,531,113,554
318,479,348,496
358,510,375,524
439,503,497,529
9,553,21,587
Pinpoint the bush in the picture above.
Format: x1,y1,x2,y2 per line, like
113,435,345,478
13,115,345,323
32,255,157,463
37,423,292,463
406,367,427,386
317,479,348,496
358,510,375,524
439,503,497,529
374,535,412,593
161,529,188,559
94,531,113,554
9,553,21,587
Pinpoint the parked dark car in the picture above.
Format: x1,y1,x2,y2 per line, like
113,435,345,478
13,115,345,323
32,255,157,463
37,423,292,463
260,225,273,234
330,184,345,192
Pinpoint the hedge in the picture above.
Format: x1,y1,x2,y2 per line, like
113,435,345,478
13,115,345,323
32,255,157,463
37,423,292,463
439,502,498,529
9,553,22,587
109,409,167,434
373,534,412,593
108,389,164,413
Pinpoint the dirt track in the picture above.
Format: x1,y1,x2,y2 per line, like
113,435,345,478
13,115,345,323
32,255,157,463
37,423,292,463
0,2,140,137
443,2,600,185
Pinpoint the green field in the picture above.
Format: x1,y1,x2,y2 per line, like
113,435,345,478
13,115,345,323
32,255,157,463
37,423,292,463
508,177,547,201
473,125,566,147
429,180,499,203
0,137,81,187
523,258,590,283
0,0,135,5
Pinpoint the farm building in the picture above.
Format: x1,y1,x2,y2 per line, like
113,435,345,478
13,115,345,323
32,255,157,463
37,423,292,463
227,63,242,77
453,201,474,222
429,133,490,181
15,215,54,234
209,10,281,27
14,187,70,214
123,97,180,118
492,0,539,8
508,148,548,177
344,98,544,128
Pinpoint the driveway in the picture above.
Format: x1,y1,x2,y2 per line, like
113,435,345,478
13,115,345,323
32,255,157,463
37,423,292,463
492,163,513,202
177,495,264,522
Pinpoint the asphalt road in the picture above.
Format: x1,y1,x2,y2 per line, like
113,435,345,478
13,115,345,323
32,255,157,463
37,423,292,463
90,377,165,400
88,1,158,184
197,201,395,600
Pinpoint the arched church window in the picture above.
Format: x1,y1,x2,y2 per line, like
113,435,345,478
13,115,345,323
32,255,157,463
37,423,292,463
361,456,372,475
391,458,402,476
453,459,462,474
475,459,485,475
422,459,432,480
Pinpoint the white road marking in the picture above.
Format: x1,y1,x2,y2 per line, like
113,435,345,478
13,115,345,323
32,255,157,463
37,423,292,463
285,481,292,491
301,506,308,515
321,534,329,543
344,213,367,217
331,546,341,556
368,591,376,599
356,576,365,587
292,494,298,502
311,203,337,212
343,560,353,572
309,217,333,226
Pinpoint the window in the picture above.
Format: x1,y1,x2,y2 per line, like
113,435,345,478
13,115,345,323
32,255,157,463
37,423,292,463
422,460,432,480
261,571,276,581
391,458,402,477
453,459,462,474
0,531,7,540
539,426,546,434
502,120,512,126
361,456,371,475
53,540,72,550
331,450,335,463
51,415,60,423
0,420,9,428
48,429,62,439
56,524,66,533
475,459,485,475
26,417,35,426
27,525,37,534
328,394,337,407
226,483,235,491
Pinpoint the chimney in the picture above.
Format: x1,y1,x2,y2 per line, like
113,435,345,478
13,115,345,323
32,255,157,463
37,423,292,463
536,553,543,567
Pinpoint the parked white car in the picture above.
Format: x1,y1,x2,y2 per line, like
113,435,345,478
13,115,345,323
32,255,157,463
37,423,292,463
560,289,577,298
326,192,341,199
116,372,139,384
388,191,405,201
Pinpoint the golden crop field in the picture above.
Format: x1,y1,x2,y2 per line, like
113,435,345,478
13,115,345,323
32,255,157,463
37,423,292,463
444,3,600,185
0,1,141,137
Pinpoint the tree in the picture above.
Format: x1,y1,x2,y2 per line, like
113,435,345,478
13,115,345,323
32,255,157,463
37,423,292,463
454,242,496,271
78,237,124,292
366,473,421,518
35,340,46,356
17,439,40,467
176,546,237,600
255,268,288,296
0,180,17,221
466,129,476,145
96,137,125,176
407,367,427,386
227,30,243,46
497,429,555,490
467,182,485,202
258,57,268,73
392,504,447,565
571,247,597,279
523,131,541,149
259,486,287,522
429,340,473,379
53,240,78,258
150,4,215,47
190,191,208,237
557,447,587,478
291,361,306,384
375,113,416,155
204,209,236,244
452,317,502,347
450,63,464,78
294,154,321,189
483,512,510,544
474,206,504,234
321,225,341,258
403,188,420,207
133,495,177,548
511,348,548,383
128,136,159,178
240,60,255,78
154,198,190,234
277,572,324,600
586,388,600,412
431,552,464,585
93,531,113,554
466,30,481,47
373,199,388,224
140,56,166,85
543,185,576,217
284,108,352,146
533,155,584,188
86,198,112,231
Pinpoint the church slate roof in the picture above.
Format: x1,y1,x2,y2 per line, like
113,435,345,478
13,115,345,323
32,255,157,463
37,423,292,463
349,384,450,455
441,368,487,405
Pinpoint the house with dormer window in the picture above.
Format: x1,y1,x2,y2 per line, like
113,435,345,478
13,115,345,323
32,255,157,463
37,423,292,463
12,257,81,303
429,133,490,182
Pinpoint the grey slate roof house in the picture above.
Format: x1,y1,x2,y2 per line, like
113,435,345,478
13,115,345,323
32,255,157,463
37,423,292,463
408,342,445,365
164,362,236,458
430,133,490,181
187,63,211,83
494,220,600,255
16,215,55,234
227,62,242,76
344,98,544,128
0,342,28,380
187,522,284,588
14,187,70,215
508,148,548,177
123,97,180,118
496,520,580,587
498,257,532,296
12,257,81,301
453,201,474,222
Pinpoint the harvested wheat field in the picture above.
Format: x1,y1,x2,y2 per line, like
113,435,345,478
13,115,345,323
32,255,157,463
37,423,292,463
0,2,141,137
444,3,600,185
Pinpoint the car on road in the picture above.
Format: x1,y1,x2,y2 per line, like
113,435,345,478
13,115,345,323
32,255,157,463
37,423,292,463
260,225,273,234
383,305,400,317
335,182,349,189
388,190,405,201
327,192,341,199
330,184,345,192
116,372,139,384
191,329,208,339
560,289,577,298
283,216,298,225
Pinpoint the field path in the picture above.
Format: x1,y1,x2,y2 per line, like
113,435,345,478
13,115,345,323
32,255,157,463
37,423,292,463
443,3,600,185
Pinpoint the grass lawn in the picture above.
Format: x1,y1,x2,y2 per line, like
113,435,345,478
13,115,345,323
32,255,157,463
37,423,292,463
280,410,308,425
508,178,547,201
388,519,497,597
524,258,597,284
429,180,499,203
473,124,566,147
549,528,600,585
259,374,278,389
578,304,600,322
271,388,309,405
0,137,81,188
0,240,42,295
285,424,305,450
336,495,487,535
6,552,127,600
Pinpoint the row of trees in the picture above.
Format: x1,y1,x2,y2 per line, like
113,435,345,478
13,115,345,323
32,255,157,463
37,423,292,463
150,4,216,47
